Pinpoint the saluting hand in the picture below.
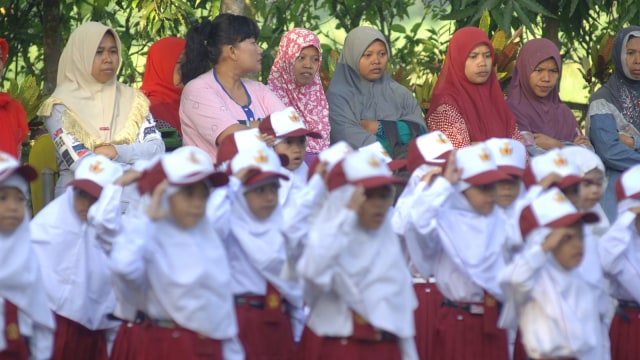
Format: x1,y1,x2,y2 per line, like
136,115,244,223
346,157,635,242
542,227,573,252
443,150,462,185
347,185,366,211
233,165,262,184
114,169,142,186
147,179,171,221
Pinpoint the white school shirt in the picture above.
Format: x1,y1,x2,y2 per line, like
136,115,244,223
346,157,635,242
109,206,243,359
404,177,508,302
297,184,419,360
499,228,602,359
599,209,640,302
497,183,528,262
30,186,120,331
279,162,309,210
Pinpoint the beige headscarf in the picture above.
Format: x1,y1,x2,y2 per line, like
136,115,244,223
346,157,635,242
38,21,148,150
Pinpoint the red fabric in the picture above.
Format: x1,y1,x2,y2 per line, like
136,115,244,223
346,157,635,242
0,38,8,65
0,301,28,360
413,282,443,359
110,322,145,360
609,307,640,360
51,314,108,360
426,27,517,143
235,298,295,360
432,305,509,360
512,329,528,360
138,324,222,360
0,93,29,159
296,326,401,360
140,37,185,132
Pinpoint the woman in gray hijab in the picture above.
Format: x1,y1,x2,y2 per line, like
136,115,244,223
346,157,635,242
327,26,425,154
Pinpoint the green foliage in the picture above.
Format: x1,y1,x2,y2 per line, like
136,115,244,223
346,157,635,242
6,75,46,124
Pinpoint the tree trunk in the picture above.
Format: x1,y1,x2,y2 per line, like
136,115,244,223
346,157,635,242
220,0,247,15
42,0,61,95
541,15,560,50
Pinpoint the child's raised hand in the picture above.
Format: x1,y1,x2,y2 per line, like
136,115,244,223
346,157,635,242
114,169,142,186
541,227,572,252
443,150,462,185
260,134,277,147
538,172,562,190
346,185,366,211
233,166,262,183
420,167,442,185
628,207,640,214
315,161,329,182
147,179,171,221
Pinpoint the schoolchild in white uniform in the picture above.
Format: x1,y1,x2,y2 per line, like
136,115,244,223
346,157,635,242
403,142,512,360
297,150,418,360
391,130,453,360
214,141,303,360
525,148,583,204
598,164,640,360
258,107,321,213
108,146,242,360
499,188,603,360
30,154,123,359
0,152,55,360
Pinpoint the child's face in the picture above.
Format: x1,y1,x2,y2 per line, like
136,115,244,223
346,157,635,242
294,46,320,86
495,178,521,208
463,183,496,215
562,183,581,209
0,187,27,233
551,223,584,270
73,188,98,221
357,185,394,230
169,182,209,229
244,180,279,219
274,136,306,171
578,169,604,210
91,32,119,84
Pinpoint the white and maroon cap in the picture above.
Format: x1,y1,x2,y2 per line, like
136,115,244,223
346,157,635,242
359,141,406,171
456,143,510,186
230,143,289,186
163,146,227,185
259,107,321,142
485,137,526,178
407,131,454,173
68,154,123,198
327,150,405,191
519,187,599,238
526,148,582,189
0,151,37,184
307,141,354,180
616,164,640,201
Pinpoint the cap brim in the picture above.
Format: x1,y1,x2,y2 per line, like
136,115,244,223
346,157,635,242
547,211,600,228
388,159,407,172
170,171,230,188
68,179,102,198
281,128,322,139
244,170,289,186
351,175,406,190
464,169,510,186
137,162,166,195
556,175,583,189
498,165,524,179
17,164,38,182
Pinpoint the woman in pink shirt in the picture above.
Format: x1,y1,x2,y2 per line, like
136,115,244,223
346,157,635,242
180,14,285,161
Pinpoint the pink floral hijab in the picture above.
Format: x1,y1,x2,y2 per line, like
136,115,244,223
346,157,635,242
268,28,330,154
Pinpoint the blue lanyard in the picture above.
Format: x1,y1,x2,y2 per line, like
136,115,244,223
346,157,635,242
213,69,255,124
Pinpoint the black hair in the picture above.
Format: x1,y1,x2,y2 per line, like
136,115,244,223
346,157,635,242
181,13,260,84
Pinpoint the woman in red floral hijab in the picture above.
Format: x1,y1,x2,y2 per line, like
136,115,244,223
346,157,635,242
0,38,29,159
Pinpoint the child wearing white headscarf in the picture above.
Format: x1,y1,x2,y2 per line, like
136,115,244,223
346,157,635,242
499,188,603,359
0,152,55,360
598,164,640,360
297,150,418,360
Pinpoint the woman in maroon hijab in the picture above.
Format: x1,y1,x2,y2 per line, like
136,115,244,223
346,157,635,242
140,37,186,134
507,38,591,156
426,27,522,149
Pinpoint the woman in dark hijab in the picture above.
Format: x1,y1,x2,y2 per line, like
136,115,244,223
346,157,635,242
587,26,640,221
507,38,591,156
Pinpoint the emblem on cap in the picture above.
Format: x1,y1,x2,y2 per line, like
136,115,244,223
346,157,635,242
254,150,268,164
188,151,200,164
553,153,567,167
368,155,381,168
553,191,568,203
479,148,491,161
89,161,104,174
499,142,513,156
0,154,7,162
436,133,449,144
289,111,300,122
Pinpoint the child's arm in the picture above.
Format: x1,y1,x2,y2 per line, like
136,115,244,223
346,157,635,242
88,184,124,253
598,208,640,302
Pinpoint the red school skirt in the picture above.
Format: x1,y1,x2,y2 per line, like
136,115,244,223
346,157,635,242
432,296,509,360
109,320,146,360
609,300,640,360
51,314,109,360
235,284,295,360
413,279,443,360
138,321,222,360
0,301,28,360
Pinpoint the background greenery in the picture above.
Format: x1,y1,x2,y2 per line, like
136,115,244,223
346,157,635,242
1,0,639,129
